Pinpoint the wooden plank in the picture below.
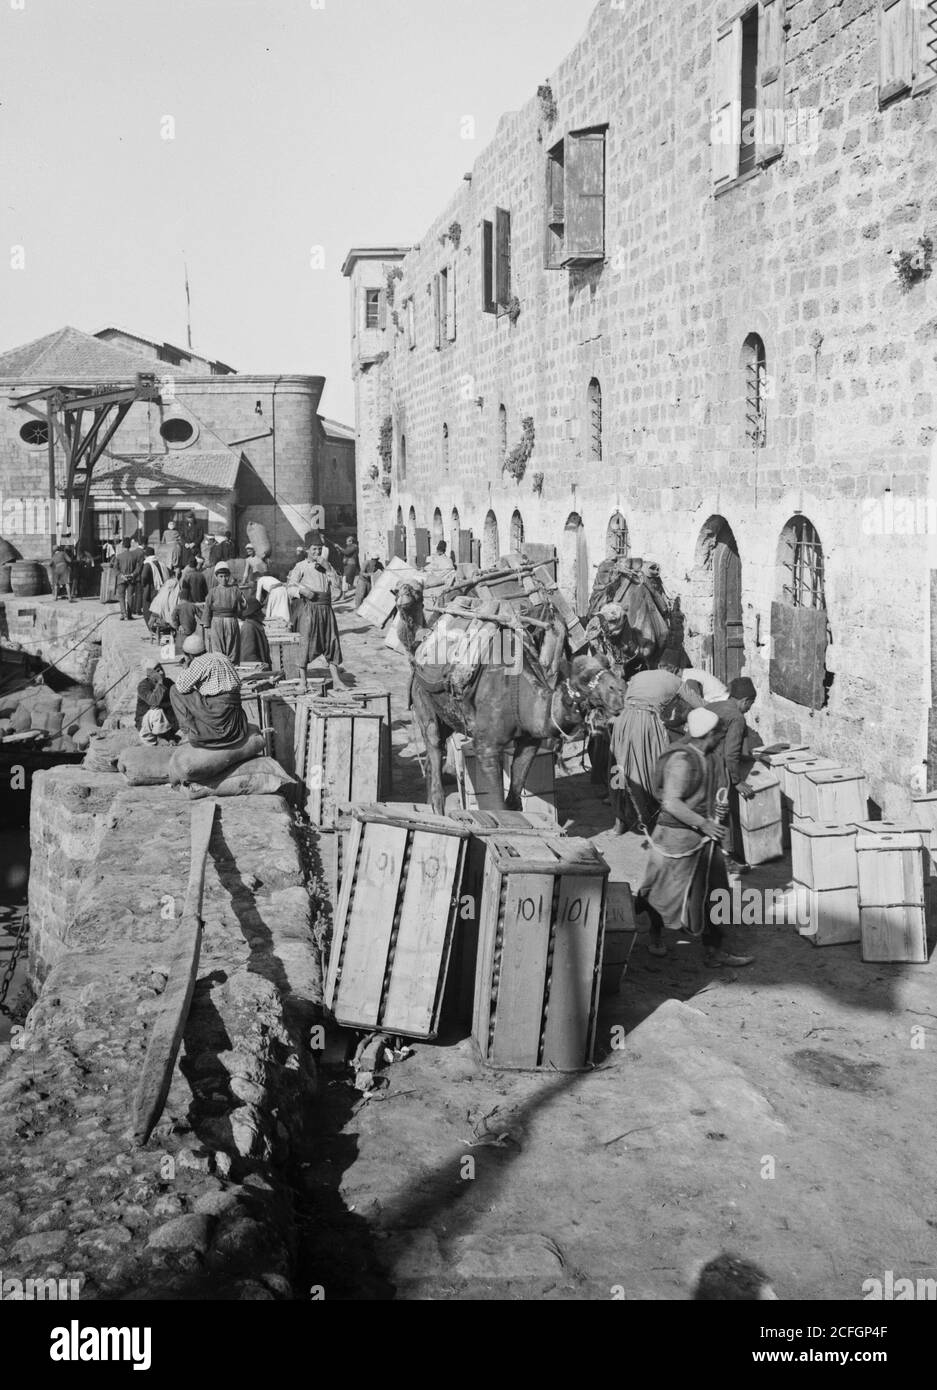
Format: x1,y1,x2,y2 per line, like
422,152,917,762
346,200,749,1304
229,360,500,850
488,872,552,1067
382,830,464,1035
328,823,407,1024
541,872,603,1069
769,602,828,709
132,800,217,1145
349,712,383,803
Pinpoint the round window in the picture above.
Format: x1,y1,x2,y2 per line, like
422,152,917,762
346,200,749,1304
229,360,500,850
19,420,49,446
159,417,196,445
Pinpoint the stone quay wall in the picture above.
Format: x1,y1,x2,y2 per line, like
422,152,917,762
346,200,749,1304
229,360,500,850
0,766,324,1299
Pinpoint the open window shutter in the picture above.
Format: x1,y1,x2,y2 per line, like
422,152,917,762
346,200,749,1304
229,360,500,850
880,0,913,102
378,290,387,330
433,273,443,350
757,0,786,163
712,19,742,188
562,132,605,267
446,264,457,341
914,0,937,83
482,220,494,312
544,148,564,270
495,207,511,308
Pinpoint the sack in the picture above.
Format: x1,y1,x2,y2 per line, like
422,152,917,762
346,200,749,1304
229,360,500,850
186,756,294,799
117,745,176,786
168,731,266,787
83,727,143,770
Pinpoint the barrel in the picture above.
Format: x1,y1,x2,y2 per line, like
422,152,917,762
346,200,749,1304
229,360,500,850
0,563,11,594
9,560,46,596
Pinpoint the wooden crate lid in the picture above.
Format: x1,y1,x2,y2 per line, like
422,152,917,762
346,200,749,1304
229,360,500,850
757,744,810,766
856,831,926,852
487,836,609,875
852,819,928,835
805,767,864,786
790,821,857,839
745,764,780,790
450,808,561,835
306,703,384,722
785,757,840,777
350,802,471,836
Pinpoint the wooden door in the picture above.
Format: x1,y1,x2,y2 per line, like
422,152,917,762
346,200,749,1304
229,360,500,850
415,527,430,567
713,538,744,684
458,529,475,564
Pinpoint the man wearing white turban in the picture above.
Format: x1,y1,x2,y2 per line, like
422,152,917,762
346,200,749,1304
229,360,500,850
634,705,755,968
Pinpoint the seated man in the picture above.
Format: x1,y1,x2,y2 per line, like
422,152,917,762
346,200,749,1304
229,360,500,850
424,539,456,581
169,651,247,749
135,660,177,734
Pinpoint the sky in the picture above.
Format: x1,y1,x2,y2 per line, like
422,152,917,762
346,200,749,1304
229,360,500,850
0,0,597,422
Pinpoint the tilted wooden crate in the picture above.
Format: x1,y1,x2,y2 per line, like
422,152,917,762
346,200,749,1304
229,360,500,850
857,831,930,963
445,808,567,1026
295,701,384,826
738,764,783,864
449,733,557,820
791,821,858,891
324,805,470,1037
802,767,867,824
784,757,841,817
473,836,608,1071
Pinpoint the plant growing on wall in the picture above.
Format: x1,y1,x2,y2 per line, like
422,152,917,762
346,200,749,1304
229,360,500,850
503,416,535,483
537,82,557,128
448,220,462,248
381,475,392,497
505,295,522,325
531,471,544,496
893,235,933,291
385,265,403,305
368,464,380,481
378,415,393,473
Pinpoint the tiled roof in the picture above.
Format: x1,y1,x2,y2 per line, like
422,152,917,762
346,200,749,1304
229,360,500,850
319,416,356,441
89,450,242,498
94,327,235,374
0,326,166,381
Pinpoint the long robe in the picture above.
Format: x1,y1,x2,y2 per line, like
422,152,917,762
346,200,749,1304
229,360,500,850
609,669,700,830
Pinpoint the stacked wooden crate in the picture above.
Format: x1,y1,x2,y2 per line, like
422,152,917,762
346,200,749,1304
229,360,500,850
856,831,930,963
790,821,859,945
737,763,783,865
757,745,809,846
324,804,470,1037
472,836,608,1071
267,631,305,680
323,685,393,795
448,732,557,820
295,699,385,826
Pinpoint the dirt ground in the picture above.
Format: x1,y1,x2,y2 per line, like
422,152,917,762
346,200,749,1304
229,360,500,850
303,606,937,1301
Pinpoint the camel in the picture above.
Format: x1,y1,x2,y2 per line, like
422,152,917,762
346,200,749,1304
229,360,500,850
587,559,686,672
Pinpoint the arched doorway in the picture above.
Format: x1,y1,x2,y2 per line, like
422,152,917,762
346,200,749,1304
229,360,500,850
694,516,744,684
450,507,460,562
482,510,500,568
510,509,524,553
393,505,406,560
432,508,444,546
407,506,417,564
560,513,589,619
606,511,629,559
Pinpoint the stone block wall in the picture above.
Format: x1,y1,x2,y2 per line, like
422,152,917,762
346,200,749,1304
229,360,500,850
349,0,937,813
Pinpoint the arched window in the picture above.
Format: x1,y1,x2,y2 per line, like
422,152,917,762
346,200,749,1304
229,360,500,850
482,510,500,568
399,433,407,482
450,506,460,560
510,509,524,552
770,515,829,709
498,404,507,460
561,512,589,619
606,511,628,558
742,334,767,448
407,506,417,563
432,508,444,546
587,378,602,462
394,505,406,560
442,422,449,470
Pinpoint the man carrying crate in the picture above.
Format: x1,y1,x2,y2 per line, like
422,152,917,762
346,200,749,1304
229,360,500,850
635,707,754,968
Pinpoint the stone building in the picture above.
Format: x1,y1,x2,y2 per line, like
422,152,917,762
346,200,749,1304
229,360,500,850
0,325,356,565
344,0,937,813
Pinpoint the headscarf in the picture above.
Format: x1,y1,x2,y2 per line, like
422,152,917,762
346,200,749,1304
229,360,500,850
175,652,240,695
687,708,719,738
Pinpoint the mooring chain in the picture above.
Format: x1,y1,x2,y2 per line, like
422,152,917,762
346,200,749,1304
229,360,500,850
0,911,30,1018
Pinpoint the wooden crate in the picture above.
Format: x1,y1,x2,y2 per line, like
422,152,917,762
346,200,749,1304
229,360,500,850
802,767,867,824
791,821,858,890
324,806,470,1037
738,764,783,864
797,886,861,947
473,836,608,1071
268,632,304,680
296,702,384,826
857,831,930,963
601,881,637,996
853,819,932,874
325,686,393,795
445,809,567,1026
910,792,937,875
449,733,557,820
784,757,841,817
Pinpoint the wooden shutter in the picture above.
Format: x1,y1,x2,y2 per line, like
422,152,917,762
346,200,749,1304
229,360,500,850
544,144,564,269
458,529,474,564
482,219,494,312
757,0,786,164
712,19,742,187
769,602,828,708
562,131,605,267
415,527,430,567
880,0,913,103
914,0,937,84
433,273,443,350
446,264,457,341
378,290,387,330
495,207,511,308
